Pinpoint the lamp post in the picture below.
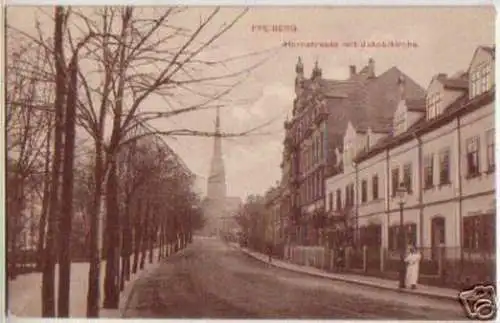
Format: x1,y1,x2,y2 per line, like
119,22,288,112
396,182,407,289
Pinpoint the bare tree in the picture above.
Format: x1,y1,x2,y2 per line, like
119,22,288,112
6,33,54,281
7,5,278,317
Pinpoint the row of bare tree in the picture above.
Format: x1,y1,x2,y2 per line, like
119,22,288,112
7,5,270,318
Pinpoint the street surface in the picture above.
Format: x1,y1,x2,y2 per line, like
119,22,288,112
123,238,466,319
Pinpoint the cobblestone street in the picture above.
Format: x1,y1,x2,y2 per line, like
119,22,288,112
123,238,466,319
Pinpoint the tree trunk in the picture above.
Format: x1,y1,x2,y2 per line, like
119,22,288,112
57,55,78,318
8,178,23,281
37,116,52,271
132,199,144,274
42,7,65,317
148,229,154,264
86,142,104,318
120,202,132,290
103,161,120,309
139,201,151,270
132,224,141,274
103,8,131,309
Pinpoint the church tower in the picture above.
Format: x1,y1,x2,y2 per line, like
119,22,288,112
202,107,230,236
206,107,227,201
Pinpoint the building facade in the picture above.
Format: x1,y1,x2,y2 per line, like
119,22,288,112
280,57,425,246
264,184,284,246
324,46,495,265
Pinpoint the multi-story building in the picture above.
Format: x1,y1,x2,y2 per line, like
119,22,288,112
324,46,495,274
280,57,425,246
264,184,284,247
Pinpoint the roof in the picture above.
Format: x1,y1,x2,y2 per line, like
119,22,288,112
441,78,468,90
406,98,426,112
479,45,495,58
320,79,355,98
466,45,496,73
290,59,426,160
351,66,425,133
353,88,492,163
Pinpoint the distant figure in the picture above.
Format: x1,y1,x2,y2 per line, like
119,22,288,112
266,243,273,263
405,245,422,289
336,246,345,271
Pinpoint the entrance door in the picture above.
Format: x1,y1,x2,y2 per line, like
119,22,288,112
431,217,445,260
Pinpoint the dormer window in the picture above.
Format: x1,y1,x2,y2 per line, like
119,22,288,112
470,62,492,98
393,111,406,135
426,92,442,120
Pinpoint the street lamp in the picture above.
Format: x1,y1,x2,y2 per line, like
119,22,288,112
396,182,408,289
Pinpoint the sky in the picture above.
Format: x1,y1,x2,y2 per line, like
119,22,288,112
6,6,495,200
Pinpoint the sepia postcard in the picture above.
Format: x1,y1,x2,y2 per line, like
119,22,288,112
4,5,497,321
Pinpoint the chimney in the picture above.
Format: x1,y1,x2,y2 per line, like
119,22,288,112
368,58,375,78
398,75,406,101
349,65,356,77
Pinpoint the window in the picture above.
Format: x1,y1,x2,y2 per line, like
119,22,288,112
486,129,495,172
439,149,451,185
391,168,400,197
319,131,324,160
328,192,333,211
471,69,479,98
427,93,442,120
388,226,399,251
403,163,413,194
320,170,325,196
471,62,493,98
317,137,321,161
424,154,434,189
394,113,406,134
372,175,379,200
466,136,480,177
359,224,382,247
406,223,417,246
463,213,495,252
317,172,321,199
345,186,350,207
480,64,489,93
361,180,368,203
388,223,417,251
336,189,341,211
311,175,316,200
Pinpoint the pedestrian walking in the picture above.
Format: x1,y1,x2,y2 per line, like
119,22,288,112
267,243,273,263
336,246,345,272
404,245,422,289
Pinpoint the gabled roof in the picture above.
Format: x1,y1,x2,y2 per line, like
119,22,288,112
354,90,479,163
466,45,496,73
479,45,495,59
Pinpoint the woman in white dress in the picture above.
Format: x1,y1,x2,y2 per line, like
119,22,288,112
404,245,422,289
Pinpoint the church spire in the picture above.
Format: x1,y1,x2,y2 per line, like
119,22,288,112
207,107,227,201
215,106,221,135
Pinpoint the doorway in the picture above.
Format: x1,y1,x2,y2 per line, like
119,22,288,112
431,217,445,260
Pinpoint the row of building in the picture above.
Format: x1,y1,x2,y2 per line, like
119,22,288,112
266,45,495,260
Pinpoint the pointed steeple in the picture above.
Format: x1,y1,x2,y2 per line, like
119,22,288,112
215,105,221,135
207,107,227,201
312,59,322,79
295,56,304,75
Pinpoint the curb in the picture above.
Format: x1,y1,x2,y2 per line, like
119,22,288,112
237,247,458,303
116,248,163,317
118,245,191,317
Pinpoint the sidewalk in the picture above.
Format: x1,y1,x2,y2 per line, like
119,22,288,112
8,248,161,318
236,245,459,302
